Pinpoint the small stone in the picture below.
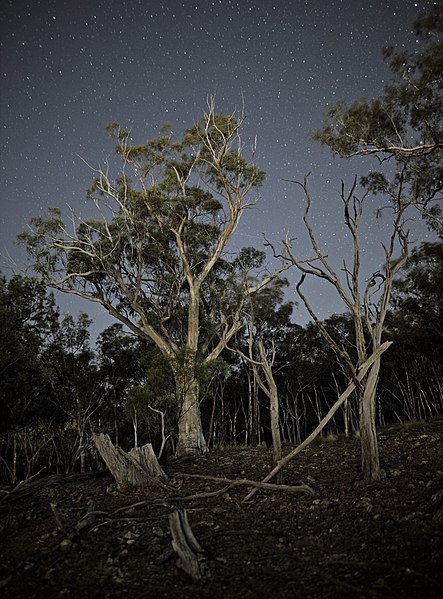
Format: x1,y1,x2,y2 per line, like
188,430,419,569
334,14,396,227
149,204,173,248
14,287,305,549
44,568,56,580
60,539,73,552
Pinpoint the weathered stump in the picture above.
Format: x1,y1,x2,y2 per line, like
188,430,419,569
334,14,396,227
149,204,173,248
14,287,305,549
169,510,210,580
92,433,168,489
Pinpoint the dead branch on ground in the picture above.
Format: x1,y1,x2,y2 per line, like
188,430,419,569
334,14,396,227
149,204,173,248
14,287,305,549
172,472,314,500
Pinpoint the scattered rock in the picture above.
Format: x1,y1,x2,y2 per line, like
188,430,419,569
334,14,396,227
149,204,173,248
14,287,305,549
60,539,73,552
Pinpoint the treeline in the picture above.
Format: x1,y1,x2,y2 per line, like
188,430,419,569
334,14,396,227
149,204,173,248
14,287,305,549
1,241,441,483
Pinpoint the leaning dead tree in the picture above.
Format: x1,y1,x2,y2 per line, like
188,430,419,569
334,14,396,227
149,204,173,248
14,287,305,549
244,341,392,500
92,433,168,489
279,174,409,482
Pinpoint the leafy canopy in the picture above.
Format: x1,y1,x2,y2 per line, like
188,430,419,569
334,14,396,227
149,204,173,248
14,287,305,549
314,7,442,232
18,108,266,354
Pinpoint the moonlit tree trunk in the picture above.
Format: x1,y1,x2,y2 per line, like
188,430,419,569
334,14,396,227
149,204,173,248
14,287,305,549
281,175,409,483
359,359,381,480
257,340,282,468
175,373,207,456
18,101,287,462
132,409,139,448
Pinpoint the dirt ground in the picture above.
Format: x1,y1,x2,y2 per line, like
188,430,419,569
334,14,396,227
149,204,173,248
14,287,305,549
1,418,442,599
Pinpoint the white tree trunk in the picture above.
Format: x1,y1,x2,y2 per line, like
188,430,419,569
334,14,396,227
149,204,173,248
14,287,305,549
175,376,207,457
359,359,381,481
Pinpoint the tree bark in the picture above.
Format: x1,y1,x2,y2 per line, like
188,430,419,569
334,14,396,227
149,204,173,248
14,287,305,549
92,433,168,489
359,359,381,481
175,376,207,457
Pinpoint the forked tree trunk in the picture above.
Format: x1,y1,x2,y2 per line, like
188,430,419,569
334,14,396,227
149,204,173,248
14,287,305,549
92,433,168,489
175,376,207,457
359,359,381,481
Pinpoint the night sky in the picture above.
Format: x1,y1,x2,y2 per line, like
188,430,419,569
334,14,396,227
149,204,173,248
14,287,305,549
1,0,438,336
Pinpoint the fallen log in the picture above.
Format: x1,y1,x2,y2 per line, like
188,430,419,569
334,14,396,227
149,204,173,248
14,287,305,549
172,472,314,500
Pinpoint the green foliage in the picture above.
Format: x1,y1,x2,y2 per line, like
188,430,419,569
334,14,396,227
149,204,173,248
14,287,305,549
0,274,59,431
18,108,266,357
390,241,443,341
314,7,442,232
378,241,443,420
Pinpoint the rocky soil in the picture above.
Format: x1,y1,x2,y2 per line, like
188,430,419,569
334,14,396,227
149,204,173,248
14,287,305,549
1,418,442,598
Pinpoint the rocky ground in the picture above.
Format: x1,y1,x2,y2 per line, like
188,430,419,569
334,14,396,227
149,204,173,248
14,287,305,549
1,417,442,598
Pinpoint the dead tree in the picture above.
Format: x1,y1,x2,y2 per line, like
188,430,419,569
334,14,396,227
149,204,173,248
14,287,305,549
244,341,392,500
280,174,408,482
169,510,210,580
92,433,168,489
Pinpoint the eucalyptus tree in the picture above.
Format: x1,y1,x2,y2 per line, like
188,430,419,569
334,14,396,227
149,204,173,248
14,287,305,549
390,241,443,340
232,276,293,470
381,241,443,421
280,8,442,481
96,324,147,445
19,103,280,456
314,6,442,234
43,312,101,472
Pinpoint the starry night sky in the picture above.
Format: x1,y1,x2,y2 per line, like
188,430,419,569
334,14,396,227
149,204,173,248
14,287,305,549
1,0,438,335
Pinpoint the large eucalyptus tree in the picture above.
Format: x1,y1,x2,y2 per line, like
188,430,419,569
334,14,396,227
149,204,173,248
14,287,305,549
19,103,279,456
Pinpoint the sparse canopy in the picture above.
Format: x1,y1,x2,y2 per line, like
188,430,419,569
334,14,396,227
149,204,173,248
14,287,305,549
18,104,280,456
314,6,442,233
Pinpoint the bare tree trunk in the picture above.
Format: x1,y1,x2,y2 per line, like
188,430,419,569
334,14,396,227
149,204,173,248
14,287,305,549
249,370,259,447
132,409,138,448
244,342,391,500
268,373,283,482
176,376,207,457
359,359,381,481
77,405,86,473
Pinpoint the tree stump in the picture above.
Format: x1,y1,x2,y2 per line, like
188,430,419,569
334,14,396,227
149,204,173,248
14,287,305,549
92,433,168,489
169,510,210,580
